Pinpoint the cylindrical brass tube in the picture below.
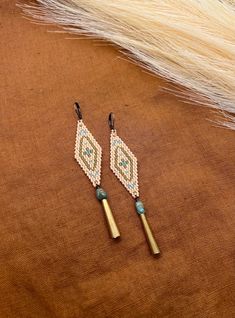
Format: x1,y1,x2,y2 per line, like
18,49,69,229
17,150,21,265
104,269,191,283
101,199,121,239
139,213,160,255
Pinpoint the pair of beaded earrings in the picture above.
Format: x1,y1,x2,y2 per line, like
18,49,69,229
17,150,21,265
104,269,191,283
74,102,160,256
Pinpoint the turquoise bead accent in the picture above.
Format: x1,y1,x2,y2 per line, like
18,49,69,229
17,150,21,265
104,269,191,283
83,147,93,157
119,159,129,169
135,200,145,214
96,187,107,201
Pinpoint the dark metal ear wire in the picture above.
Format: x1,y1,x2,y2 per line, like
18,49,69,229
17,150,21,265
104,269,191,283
108,112,115,130
74,102,82,120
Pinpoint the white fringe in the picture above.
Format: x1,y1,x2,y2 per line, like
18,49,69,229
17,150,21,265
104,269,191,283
19,0,235,129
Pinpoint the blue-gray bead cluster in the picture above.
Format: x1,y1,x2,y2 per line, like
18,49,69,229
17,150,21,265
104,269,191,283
96,187,107,201
135,200,145,214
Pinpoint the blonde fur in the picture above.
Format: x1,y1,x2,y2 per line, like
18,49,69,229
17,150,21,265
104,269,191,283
20,0,235,129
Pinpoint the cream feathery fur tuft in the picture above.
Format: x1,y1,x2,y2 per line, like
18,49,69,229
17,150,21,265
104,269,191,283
19,0,235,129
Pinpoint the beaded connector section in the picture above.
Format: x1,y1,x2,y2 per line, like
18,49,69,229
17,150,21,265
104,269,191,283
75,120,102,187
110,130,139,198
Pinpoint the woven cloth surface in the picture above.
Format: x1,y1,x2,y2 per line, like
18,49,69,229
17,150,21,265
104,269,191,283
0,1,235,317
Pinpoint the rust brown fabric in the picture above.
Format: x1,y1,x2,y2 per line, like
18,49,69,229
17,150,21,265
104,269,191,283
1,1,235,317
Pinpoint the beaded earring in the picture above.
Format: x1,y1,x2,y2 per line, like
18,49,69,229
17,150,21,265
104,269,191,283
74,103,120,239
108,113,160,255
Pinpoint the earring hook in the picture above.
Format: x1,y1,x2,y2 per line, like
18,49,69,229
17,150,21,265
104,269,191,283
74,102,82,120
108,112,115,130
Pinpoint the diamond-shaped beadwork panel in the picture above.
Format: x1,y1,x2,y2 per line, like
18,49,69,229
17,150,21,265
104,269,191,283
110,130,139,198
75,120,102,187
